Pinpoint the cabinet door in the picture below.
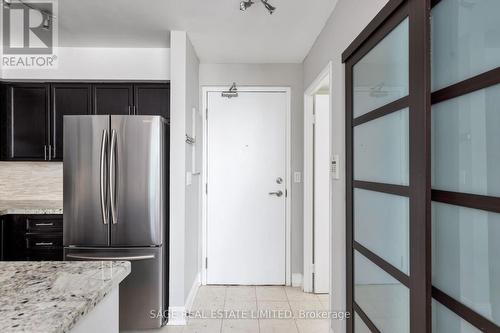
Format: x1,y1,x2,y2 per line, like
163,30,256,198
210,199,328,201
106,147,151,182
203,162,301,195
2,84,49,160
134,84,170,119
51,84,92,161
93,84,133,115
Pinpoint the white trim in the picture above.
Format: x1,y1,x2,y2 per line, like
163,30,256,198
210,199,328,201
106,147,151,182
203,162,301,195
166,306,187,326
185,273,201,313
201,86,292,286
303,62,333,293
292,273,303,288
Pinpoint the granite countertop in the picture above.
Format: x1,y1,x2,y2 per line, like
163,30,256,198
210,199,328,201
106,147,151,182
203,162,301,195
0,261,131,333
0,200,63,215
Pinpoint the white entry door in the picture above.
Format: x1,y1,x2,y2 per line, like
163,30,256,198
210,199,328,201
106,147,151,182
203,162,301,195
206,90,287,285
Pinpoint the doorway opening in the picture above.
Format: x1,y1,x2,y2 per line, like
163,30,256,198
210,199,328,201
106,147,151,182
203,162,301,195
304,62,333,296
201,86,292,286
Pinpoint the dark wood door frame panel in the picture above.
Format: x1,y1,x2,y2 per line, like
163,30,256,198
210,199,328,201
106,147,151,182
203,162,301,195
343,0,431,332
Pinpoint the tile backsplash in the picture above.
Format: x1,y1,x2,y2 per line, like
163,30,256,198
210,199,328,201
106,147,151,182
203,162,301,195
0,162,63,201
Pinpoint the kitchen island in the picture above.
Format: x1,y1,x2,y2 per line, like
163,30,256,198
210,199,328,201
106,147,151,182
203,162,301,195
0,261,130,333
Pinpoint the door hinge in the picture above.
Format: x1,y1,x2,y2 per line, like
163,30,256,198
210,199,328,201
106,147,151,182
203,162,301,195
312,114,316,124
285,189,288,198
205,257,208,269
311,263,315,273
205,183,208,194
206,108,208,120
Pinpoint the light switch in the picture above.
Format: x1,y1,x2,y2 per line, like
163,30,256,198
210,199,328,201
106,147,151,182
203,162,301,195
331,155,340,180
186,172,192,186
294,172,302,183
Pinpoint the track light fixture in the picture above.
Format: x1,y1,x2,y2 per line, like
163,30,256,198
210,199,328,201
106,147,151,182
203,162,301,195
240,0,254,11
260,0,276,14
239,0,276,14
2,0,11,9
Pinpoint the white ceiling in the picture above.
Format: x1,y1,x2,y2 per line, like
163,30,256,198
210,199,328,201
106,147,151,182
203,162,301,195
56,0,338,63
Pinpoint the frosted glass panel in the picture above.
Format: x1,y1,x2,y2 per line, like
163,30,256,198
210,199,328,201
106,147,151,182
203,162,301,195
432,202,500,325
432,299,481,333
354,189,409,274
432,0,500,91
355,251,410,333
354,108,409,185
354,313,371,333
432,84,500,197
353,18,409,117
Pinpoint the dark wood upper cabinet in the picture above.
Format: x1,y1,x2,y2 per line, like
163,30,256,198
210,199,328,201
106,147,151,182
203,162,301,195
94,84,133,115
50,84,92,161
134,84,170,119
0,81,169,161
1,83,49,161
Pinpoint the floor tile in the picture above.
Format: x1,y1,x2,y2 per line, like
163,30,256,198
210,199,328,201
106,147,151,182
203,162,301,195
295,319,330,333
285,287,319,302
259,319,299,333
197,286,227,302
257,301,291,312
256,286,287,301
225,286,256,301
221,319,259,333
183,319,223,333
224,300,258,311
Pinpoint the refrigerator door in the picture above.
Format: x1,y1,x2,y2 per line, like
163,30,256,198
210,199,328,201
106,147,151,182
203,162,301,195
64,115,110,246
64,246,165,329
110,115,166,246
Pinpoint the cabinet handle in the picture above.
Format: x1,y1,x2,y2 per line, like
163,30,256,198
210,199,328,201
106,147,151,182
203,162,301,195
53,145,56,159
44,145,47,160
35,223,54,226
48,145,52,160
35,242,53,246
128,105,132,115
133,105,137,115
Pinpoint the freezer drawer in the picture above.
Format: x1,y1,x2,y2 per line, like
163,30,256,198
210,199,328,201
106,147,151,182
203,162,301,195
64,246,165,329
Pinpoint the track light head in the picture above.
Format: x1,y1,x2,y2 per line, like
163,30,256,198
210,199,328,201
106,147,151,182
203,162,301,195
261,0,276,14
240,0,254,11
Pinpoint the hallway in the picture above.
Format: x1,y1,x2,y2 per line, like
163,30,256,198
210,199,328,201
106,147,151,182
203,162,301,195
164,286,330,333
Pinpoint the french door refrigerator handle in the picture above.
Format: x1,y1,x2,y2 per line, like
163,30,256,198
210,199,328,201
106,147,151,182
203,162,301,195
66,254,155,261
109,129,118,225
100,129,109,225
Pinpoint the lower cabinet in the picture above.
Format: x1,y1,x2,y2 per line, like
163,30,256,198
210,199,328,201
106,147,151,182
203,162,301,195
0,215,63,261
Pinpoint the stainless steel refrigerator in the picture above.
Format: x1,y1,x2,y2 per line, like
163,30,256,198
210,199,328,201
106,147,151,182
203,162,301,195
63,115,168,330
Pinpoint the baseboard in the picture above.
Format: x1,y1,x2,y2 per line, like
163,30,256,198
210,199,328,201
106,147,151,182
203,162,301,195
185,272,201,313
292,273,303,287
166,306,187,326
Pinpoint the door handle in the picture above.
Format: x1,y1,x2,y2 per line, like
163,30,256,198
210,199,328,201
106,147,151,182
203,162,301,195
269,190,283,197
44,145,47,160
109,129,118,225
66,254,155,261
100,129,109,225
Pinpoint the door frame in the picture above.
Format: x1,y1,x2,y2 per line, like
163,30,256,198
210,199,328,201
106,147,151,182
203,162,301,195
303,62,333,293
201,86,292,286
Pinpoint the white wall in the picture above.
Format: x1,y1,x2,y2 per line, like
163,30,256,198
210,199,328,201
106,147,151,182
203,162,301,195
1,47,170,80
169,31,201,323
184,36,201,303
199,63,304,275
302,0,389,332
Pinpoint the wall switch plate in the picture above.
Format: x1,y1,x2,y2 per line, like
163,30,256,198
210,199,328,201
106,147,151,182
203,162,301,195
294,172,302,183
186,172,192,186
331,155,340,180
